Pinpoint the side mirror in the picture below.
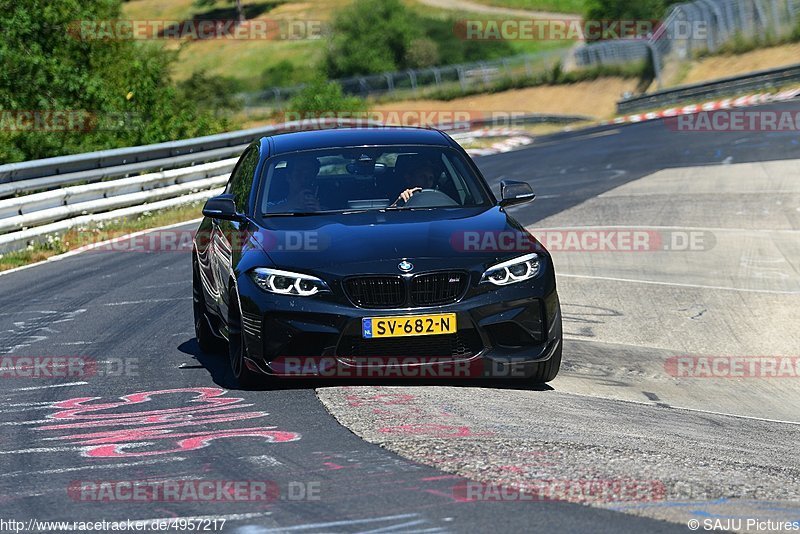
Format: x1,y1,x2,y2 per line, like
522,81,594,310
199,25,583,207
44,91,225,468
499,180,535,207
202,195,244,222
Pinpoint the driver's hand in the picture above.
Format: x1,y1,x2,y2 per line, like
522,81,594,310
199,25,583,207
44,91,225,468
301,190,320,211
398,187,422,204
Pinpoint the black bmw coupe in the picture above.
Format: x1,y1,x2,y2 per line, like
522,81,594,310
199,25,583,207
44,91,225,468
193,127,562,387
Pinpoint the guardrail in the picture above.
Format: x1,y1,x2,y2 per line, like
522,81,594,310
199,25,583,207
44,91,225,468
0,119,378,253
0,159,235,231
0,115,588,254
575,0,800,89
0,120,357,187
242,50,568,105
617,62,800,114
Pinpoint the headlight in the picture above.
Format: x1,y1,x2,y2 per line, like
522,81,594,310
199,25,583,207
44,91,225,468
250,268,329,296
480,253,541,286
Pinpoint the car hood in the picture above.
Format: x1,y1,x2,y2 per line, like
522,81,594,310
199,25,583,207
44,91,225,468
252,207,544,276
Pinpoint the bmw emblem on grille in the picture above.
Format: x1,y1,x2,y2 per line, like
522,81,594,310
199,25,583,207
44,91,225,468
398,260,413,272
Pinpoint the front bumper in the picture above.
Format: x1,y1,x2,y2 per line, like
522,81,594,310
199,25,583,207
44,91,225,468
237,271,562,379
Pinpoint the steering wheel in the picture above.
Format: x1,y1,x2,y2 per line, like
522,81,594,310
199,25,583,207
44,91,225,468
402,189,458,208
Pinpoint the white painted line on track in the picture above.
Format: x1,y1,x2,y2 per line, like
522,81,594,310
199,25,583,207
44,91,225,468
142,281,188,289
0,457,186,478
530,224,800,233
11,381,88,391
534,129,621,148
251,514,420,532
103,297,191,306
357,520,431,533
557,273,800,294
599,190,800,197
0,310,61,317
558,389,800,427
0,446,86,455
0,406,54,414
562,335,668,351
131,513,271,524
242,454,284,467
0,419,52,426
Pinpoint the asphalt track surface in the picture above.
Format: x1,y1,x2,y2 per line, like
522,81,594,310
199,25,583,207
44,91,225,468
1,101,799,533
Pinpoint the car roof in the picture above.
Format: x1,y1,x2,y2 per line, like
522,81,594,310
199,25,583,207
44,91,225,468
265,127,453,155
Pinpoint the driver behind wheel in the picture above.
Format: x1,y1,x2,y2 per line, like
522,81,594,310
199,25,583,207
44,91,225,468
392,162,438,206
266,157,322,213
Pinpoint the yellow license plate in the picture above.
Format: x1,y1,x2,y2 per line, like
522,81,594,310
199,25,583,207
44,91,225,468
362,313,457,339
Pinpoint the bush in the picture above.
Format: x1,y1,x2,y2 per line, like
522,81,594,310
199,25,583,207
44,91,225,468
415,16,514,65
695,28,797,59
322,0,515,78
324,0,417,78
260,59,315,88
583,0,685,40
287,77,367,116
405,38,441,69
0,0,228,164
177,72,243,115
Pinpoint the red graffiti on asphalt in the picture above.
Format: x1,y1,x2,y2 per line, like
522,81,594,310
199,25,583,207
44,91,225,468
36,387,301,458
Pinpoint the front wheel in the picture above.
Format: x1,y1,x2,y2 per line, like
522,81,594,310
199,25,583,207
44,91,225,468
193,264,223,354
529,342,562,384
227,288,262,389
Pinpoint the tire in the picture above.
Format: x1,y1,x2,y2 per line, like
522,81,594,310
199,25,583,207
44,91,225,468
529,341,562,384
227,287,262,389
193,264,223,354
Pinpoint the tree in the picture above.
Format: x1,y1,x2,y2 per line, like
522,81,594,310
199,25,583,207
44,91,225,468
287,77,366,116
323,0,418,78
193,0,246,22
0,0,227,163
583,0,686,37
321,0,514,78
405,38,441,69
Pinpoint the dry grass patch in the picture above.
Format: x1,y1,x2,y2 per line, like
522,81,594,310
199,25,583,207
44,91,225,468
662,43,800,88
371,77,638,119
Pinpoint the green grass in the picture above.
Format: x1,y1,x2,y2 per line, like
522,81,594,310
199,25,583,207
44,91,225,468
405,2,576,57
419,61,648,101
122,0,575,92
694,27,800,59
123,0,350,90
465,0,586,14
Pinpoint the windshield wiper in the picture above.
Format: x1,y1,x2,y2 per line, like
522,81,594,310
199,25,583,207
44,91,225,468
263,212,325,217
383,206,432,211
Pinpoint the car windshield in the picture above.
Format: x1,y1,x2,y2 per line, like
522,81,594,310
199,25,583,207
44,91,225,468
259,145,492,216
